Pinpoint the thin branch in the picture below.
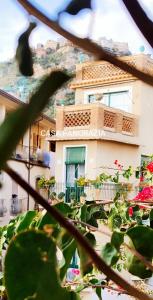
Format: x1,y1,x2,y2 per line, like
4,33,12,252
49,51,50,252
122,0,153,48
17,0,153,87
65,281,129,295
4,165,151,300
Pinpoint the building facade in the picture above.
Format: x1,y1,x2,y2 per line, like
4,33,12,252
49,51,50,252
51,54,153,195
0,90,55,220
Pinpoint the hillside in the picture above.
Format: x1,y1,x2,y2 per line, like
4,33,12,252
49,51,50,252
0,37,130,118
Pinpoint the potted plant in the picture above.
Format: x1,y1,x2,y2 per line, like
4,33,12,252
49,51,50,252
37,176,49,199
58,192,65,202
50,192,57,205
70,192,76,204
80,192,87,204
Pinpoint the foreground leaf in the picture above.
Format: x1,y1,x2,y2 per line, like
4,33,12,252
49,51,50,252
78,232,96,276
101,243,119,266
0,71,70,168
5,230,80,300
16,22,36,76
62,0,92,15
125,226,153,278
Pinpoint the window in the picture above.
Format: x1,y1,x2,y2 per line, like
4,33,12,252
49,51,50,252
50,142,56,152
88,90,131,112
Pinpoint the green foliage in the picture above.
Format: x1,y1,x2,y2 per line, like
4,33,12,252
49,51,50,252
101,243,119,266
111,231,124,251
125,226,153,278
5,230,80,300
59,230,77,281
78,232,96,276
95,287,102,300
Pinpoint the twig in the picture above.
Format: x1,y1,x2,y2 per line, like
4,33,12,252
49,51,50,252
4,165,152,300
17,0,153,87
65,281,129,295
122,0,153,48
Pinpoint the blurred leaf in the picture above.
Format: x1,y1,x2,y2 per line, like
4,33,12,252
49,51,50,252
108,215,122,230
62,0,92,15
0,71,70,168
111,231,124,251
78,232,96,276
59,230,77,281
37,202,71,229
5,230,80,300
125,226,153,278
95,287,102,300
101,243,119,266
15,211,37,233
16,22,36,76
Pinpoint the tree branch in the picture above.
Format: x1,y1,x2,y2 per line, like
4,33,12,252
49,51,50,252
17,0,153,87
4,165,151,300
122,0,153,48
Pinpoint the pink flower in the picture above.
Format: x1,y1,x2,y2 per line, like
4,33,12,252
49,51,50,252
134,186,153,201
147,162,153,173
72,269,80,275
128,207,133,217
114,160,118,165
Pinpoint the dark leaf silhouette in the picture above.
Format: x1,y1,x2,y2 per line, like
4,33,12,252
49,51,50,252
63,0,92,15
16,22,36,76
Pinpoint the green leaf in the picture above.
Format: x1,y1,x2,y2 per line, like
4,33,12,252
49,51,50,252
125,226,153,278
101,243,119,266
108,215,122,230
78,232,96,276
37,202,71,230
16,22,37,76
62,0,92,15
5,230,80,300
95,287,102,300
37,211,57,229
59,230,77,281
127,226,153,258
0,71,70,168
15,211,37,233
111,231,124,251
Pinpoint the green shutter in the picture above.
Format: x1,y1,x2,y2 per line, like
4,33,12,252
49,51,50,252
65,147,85,164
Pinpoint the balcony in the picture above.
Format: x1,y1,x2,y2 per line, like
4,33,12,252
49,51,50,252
52,103,139,145
70,54,153,88
12,144,51,167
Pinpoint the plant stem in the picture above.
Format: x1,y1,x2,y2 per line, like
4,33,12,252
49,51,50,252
4,165,152,300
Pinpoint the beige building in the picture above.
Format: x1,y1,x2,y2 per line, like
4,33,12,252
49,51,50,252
50,54,153,194
0,89,55,218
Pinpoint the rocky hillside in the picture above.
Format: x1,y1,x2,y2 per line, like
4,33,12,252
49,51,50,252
0,37,130,118
0,39,92,118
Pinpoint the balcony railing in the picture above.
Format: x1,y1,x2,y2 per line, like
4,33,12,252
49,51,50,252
54,103,139,144
12,144,51,167
70,54,153,88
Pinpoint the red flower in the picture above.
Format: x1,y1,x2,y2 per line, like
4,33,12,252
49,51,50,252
139,205,146,209
134,186,153,201
128,207,133,217
147,162,153,173
72,269,80,275
114,160,118,165
140,176,144,182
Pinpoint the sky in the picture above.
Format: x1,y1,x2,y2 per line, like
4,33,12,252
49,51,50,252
0,0,153,62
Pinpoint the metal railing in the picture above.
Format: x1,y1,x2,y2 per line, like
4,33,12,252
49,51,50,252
48,182,140,203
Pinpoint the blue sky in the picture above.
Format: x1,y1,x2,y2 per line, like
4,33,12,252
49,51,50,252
0,0,153,61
